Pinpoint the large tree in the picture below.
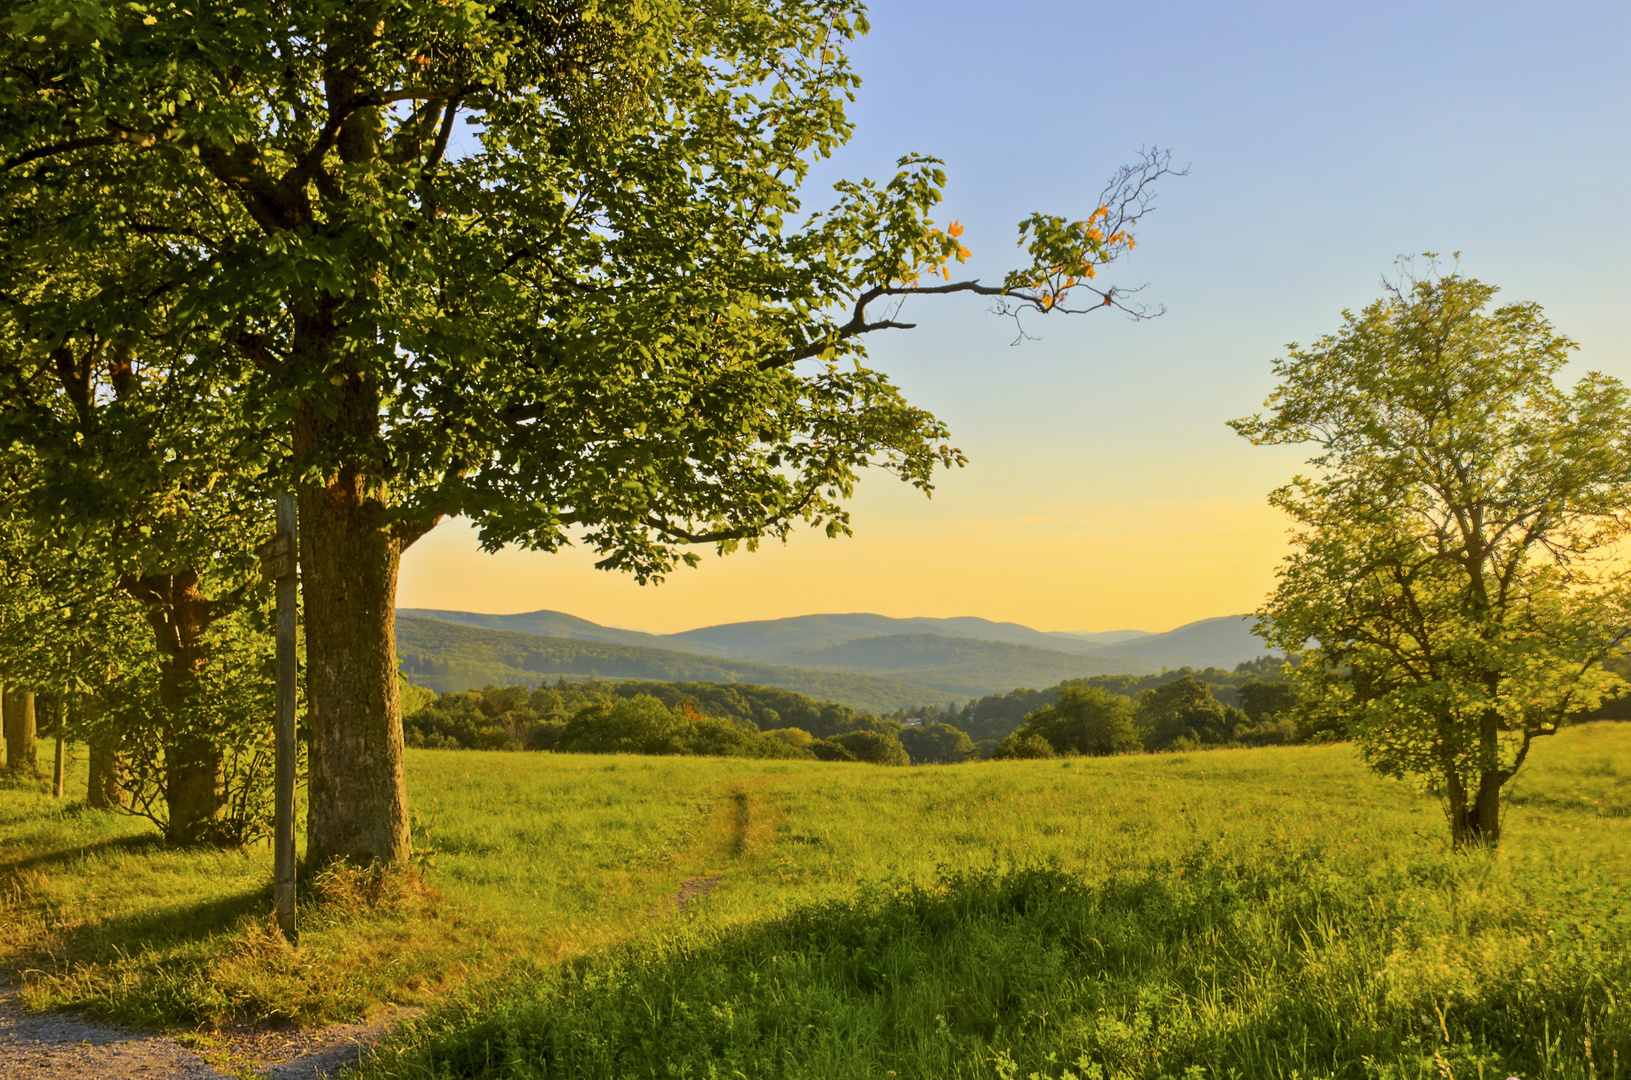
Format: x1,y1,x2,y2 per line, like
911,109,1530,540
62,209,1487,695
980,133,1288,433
2,0,1174,865
1233,268,1631,848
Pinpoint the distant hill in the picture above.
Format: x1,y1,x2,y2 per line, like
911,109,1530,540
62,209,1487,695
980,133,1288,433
394,608,733,656
394,609,1276,706
1083,615,1273,670
395,617,948,714
779,633,1153,698
669,613,1136,659
1052,628,1156,646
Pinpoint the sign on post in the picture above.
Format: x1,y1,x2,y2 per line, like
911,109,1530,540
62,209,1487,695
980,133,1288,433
269,493,299,944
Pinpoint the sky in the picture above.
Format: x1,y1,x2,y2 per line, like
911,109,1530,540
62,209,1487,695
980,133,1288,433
397,0,1631,635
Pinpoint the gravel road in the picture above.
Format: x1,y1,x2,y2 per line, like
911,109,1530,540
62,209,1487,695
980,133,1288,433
0,990,417,1079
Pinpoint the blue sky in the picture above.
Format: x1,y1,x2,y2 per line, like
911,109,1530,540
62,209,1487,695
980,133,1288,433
399,0,1631,633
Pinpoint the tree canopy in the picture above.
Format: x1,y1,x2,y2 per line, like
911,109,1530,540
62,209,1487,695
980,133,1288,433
2,0,1174,863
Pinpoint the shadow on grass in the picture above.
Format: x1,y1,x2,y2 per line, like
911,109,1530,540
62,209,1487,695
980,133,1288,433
0,831,168,876
363,846,1628,1080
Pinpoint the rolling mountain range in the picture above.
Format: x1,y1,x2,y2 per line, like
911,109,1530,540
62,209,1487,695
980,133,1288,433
397,608,1276,712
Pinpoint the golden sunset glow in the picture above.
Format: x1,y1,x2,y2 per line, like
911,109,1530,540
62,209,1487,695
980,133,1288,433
397,495,1292,634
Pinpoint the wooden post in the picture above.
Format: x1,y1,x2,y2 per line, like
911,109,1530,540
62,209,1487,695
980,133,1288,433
52,699,65,799
270,492,300,944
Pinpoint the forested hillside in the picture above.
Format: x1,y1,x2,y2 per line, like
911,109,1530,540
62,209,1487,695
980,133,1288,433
395,617,947,713
395,612,1279,706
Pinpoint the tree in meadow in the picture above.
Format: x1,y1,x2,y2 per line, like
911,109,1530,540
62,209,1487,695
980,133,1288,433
1234,265,1631,848
1137,676,1241,750
1007,685,1142,757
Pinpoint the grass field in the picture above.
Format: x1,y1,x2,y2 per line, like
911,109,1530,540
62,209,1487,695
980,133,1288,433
2,724,1627,1078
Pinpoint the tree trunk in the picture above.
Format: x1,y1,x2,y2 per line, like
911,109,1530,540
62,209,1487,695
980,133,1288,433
1450,709,1506,849
164,733,225,843
1445,768,1505,849
3,688,37,776
87,738,128,809
126,569,227,843
295,356,411,868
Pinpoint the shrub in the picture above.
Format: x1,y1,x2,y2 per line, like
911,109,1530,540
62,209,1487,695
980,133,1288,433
830,730,910,766
809,739,856,762
988,732,1055,760
763,727,814,748
899,723,978,764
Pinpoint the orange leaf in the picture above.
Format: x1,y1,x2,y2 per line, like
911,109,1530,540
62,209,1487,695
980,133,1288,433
948,220,964,238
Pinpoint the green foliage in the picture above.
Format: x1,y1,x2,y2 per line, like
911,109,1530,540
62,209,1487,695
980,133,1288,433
0,0,1171,580
1137,676,1246,751
898,723,977,764
1007,686,1142,758
1236,265,1631,846
988,731,1057,760
1237,679,1299,724
401,679,892,756
808,739,859,762
829,728,910,766
957,662,1285,745
367,849,1629,1080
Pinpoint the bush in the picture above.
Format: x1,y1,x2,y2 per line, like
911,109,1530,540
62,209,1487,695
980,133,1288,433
898,723,977,764
988,732,1055,760
405,692,515,751
809,739,857,762
763,727,814,748
830,730,910,766
1237,716,1301,747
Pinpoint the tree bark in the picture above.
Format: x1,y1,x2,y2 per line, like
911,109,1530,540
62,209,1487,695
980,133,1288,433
3,688,37,776
295,356,411,868
87,738,128,809
1444,766,1505,849
125,569,227,843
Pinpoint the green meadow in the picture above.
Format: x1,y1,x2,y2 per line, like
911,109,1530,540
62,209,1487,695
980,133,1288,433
2,724,1627,1079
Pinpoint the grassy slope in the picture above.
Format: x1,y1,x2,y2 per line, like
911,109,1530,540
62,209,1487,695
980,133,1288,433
395,616,949,712
2,725,1627,1078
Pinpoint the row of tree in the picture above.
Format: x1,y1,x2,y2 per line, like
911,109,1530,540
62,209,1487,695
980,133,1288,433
0,3,1174,863
396,672,1308,765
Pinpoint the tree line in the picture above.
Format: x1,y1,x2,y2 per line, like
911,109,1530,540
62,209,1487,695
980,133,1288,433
395,666,1313,766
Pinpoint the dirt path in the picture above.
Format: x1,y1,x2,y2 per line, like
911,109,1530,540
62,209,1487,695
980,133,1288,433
0,990,418,1079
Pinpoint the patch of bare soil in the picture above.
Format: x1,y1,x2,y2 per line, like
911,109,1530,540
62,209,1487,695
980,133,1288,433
670,875,722,910
0,990,419,1079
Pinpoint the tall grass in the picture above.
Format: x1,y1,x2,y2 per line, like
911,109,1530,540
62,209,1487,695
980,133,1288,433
2,724,1626,1079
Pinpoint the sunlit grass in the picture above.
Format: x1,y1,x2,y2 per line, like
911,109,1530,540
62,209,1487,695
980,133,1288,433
1,724,1626,1078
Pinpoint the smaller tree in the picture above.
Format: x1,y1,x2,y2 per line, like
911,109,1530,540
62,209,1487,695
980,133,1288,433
831,729,910,766
1007,687,1142,757
899,722,978,764
1234,266,1631,848
1138,677,1242,750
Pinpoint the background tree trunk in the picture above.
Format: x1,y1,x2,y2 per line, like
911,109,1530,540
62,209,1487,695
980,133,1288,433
126,570,228,843
3,688,37,775
87,738,128,809
296,360,411,867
